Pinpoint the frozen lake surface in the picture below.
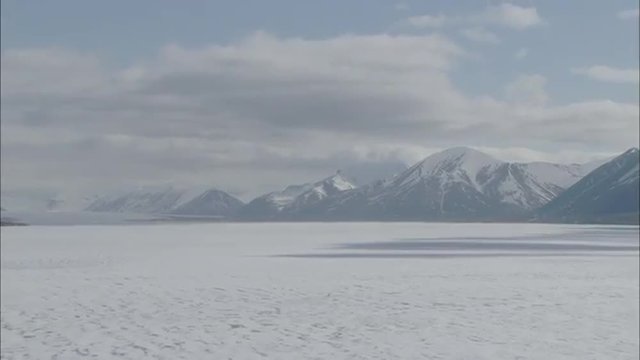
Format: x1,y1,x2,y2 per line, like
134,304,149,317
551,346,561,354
1,223,638,359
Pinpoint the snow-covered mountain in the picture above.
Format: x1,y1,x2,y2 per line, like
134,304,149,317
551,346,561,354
265,147,597,221
537,148,639,224
236,184,313,220
86,186,243,217
478,161,586,209
238,173,356,220
358,147,509,220
278,173,357,219
237,147,598,221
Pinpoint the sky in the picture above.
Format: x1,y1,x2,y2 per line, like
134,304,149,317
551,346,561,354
1,0,639,200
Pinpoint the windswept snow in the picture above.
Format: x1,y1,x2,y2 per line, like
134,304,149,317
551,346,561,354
1,223,638,359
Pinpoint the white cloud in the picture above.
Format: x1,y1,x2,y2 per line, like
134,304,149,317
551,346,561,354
406,14,447,28
1,33,637,196
479,3,542,30
407,3,542,30
617,8,639,20
504,74,548,106
514,47,529,59
571,65,640,84
460,27,500,44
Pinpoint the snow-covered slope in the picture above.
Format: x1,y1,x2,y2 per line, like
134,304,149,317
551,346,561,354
238,173,356,220
293,173,356,205
281,173,356,217
391,147,504,191
538,148,639,223
236,183,313,220
265,184,315,210
481,162,586,209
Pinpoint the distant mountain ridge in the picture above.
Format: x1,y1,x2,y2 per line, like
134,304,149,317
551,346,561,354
85,186,244,218
0,192,98,213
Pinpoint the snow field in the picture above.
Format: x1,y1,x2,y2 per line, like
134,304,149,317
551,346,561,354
1,223,638,359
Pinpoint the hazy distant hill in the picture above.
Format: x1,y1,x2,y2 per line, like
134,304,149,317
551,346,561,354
86,186,244,218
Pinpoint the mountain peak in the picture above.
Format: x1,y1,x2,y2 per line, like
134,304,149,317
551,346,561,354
389,146,503,192
416,146,503,176
318,172,357,192
439,146,482,155
610,147,640,165
433,146,498,160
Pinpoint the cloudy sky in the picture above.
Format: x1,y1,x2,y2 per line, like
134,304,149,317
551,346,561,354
1,0,639,200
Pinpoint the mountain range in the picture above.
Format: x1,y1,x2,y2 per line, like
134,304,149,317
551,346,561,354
237,147,614,221
1,147,637,224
